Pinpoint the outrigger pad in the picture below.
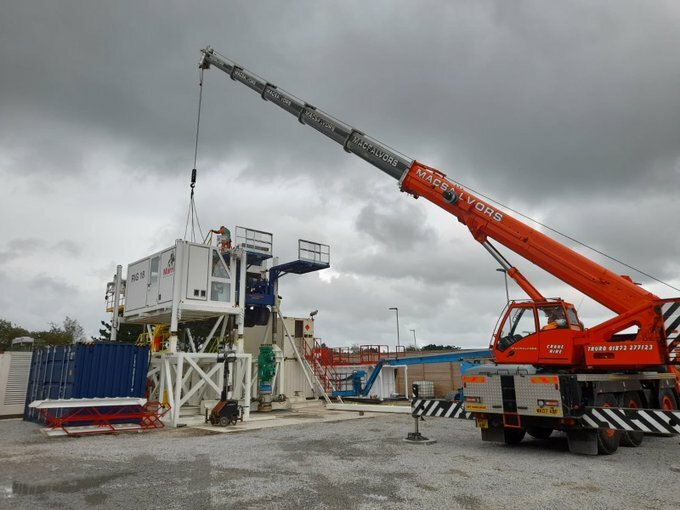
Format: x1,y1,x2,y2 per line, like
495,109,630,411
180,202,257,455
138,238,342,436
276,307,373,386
403,432,437,445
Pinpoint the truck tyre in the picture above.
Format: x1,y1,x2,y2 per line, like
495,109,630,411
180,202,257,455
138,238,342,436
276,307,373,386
527,427,553,439
595,392,620,455
659,388,679,411
503,427,526,445
620,392,644,447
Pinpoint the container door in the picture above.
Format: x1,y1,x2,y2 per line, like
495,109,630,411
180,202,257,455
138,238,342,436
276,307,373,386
125,259,150,313
186,245,209,300
158,248,176,304
146,255,160,306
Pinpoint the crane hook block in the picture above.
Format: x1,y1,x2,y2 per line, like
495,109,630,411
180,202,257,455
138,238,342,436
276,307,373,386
190,168,197,188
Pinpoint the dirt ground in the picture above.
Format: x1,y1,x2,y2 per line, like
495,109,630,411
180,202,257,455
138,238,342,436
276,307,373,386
1,411,679,509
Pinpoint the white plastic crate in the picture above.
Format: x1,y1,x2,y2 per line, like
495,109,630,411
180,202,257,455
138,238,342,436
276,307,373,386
413,380,434,398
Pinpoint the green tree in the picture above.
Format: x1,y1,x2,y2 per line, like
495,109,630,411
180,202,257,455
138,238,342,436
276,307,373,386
32,322,73,347
63,316,85,343
1,316,92,348
91,320,143,343
0,319,30,351
421,344,461,352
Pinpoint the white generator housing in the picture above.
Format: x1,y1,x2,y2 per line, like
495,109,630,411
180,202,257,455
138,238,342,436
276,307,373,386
123,239,239,325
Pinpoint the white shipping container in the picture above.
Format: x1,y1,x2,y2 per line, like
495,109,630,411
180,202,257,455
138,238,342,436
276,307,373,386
123,240,238,324
0,352,32,416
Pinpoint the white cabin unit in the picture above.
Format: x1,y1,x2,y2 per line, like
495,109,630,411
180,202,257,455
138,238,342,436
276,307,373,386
123,240,238,325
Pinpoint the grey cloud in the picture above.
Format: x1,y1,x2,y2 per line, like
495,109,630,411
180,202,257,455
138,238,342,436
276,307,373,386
1,0,678,344
0,238,82,265
355,200,436,250
0,238,38,264
53,240,81,257
27,274,79,295
3,1,679,196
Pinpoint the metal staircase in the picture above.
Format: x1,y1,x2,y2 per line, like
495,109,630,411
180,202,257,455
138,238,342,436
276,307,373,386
301,339,341,395
277,310,333,404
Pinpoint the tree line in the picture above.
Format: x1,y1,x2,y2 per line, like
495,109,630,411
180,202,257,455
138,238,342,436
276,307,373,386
0,317,144,351
0,316,86,350
348,343,461,353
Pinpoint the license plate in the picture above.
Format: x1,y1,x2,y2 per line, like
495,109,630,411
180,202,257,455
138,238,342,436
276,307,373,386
535,407,560,416
475,418,488,429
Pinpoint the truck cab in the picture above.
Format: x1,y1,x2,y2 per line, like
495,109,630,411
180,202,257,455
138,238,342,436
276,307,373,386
493,300,584,366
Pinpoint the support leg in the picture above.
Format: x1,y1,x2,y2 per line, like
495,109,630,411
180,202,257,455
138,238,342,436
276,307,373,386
404,416,436,444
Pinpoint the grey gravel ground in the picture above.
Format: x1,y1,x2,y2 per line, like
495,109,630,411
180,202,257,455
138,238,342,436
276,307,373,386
1,413,679,510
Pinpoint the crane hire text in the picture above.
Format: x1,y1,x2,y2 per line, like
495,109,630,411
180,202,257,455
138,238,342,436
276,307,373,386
414,168,503,222
350,135,400,167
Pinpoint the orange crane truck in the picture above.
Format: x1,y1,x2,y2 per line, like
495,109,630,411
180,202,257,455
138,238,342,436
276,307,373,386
198,47,680,455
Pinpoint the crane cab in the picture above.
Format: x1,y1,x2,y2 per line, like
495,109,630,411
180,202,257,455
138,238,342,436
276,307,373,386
492,300,584,366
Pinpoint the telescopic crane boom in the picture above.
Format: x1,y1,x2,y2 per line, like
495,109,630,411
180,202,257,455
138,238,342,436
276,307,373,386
199,47,680,372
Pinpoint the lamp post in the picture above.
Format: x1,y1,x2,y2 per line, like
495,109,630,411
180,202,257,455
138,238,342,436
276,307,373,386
410,328,417,349
496,268,510,305
388,307,400,356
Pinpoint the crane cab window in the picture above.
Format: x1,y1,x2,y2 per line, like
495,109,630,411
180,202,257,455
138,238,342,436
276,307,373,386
497,307,537,352
538,305,568,331
565,306,584,331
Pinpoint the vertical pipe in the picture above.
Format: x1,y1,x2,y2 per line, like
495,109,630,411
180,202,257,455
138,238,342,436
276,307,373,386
277,349,284,399
236,250,247,353
169,241,184,353
163,356,174,419
243,353,252,420
159,354,166,407
173,353,184,427
404,366,409,399
219,315,228,350
111,265,123,341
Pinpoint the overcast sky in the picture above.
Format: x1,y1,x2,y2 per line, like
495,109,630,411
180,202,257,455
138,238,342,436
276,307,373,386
1,1,679,349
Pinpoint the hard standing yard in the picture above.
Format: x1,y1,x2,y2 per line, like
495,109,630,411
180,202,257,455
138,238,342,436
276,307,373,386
0,413,678,509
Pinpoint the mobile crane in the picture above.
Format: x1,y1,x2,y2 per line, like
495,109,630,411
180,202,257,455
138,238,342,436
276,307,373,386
198,47,680,454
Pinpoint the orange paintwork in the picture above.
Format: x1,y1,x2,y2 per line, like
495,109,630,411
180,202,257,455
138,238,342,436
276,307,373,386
400,161,677,371
462,376,487,384
530,376,559,384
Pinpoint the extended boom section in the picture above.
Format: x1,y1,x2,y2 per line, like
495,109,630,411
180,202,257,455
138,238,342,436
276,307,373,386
200,48,411,180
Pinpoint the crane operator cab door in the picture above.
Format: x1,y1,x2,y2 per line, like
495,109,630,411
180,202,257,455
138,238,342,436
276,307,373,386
493,302,583,365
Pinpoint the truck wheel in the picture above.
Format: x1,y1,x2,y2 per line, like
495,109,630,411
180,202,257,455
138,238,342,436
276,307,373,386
527,427,552,439
595,393,620,455
659,388,678,410
620,392,643,447
503,427,526,445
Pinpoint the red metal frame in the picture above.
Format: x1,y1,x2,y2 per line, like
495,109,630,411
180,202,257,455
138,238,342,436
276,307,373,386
38,401,168,436
359,345,390,365
302,338,341,393
331,346,352,365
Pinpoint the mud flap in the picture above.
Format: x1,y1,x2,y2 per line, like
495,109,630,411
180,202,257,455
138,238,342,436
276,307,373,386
481,426,505,442
566,429,598,455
